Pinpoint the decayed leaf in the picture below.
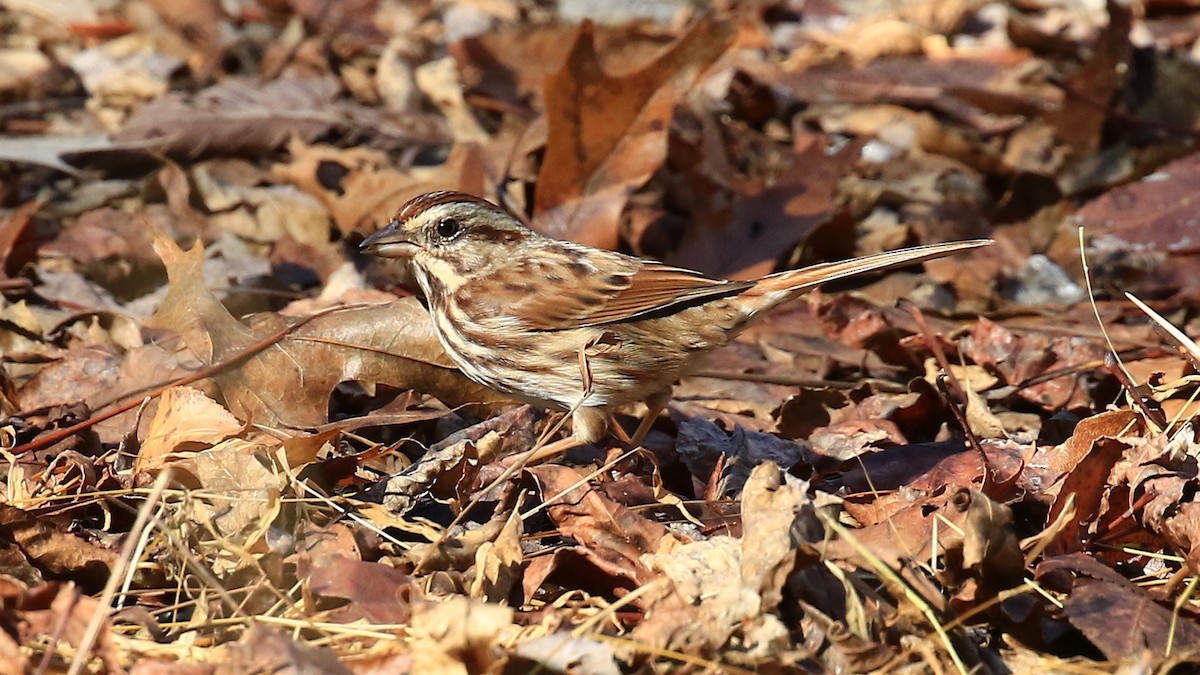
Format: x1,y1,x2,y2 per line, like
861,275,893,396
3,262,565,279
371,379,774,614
671,411,818,494
189,438,284,542
666,135,860,279
529,464,673,589
14,347,123,413
634,463,816,656
1045,438,1128,556
371,407,538,513
1031,409,1139,491
225,626,352,675
960,318,1107,412
0,199,39,280
1124,428,1200,562
450,22,677,112
114,77,341,159
18,583,123,674
409,596,513,675
191,166,330,245
534,17,735,248
469,503,523,603
305,558,414,624
145,233,504,427
1038,553,1200,660
821,488,1023,601
512,633,620,675
740,463,817,610
0,507,118,591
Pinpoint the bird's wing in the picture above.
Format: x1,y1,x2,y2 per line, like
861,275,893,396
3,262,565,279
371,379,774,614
456,248,752,331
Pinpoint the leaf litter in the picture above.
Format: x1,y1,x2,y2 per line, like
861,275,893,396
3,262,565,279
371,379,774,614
2,0,1200,672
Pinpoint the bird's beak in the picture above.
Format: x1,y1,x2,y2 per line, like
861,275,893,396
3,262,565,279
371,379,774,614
361,220,417,258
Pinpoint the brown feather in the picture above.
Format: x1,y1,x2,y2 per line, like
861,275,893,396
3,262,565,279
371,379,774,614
458,247,753,331
569,261,752,327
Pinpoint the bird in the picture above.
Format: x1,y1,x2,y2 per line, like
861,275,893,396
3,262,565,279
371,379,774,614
361,190,990,462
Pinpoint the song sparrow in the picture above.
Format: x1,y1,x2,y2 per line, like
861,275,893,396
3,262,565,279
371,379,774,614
362,191,989,459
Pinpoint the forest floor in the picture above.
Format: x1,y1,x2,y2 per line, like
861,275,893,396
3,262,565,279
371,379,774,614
2,0,1200,672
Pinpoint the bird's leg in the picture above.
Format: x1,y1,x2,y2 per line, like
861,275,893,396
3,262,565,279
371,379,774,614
523,406,607,464
607,414,634,445
627,391,671,448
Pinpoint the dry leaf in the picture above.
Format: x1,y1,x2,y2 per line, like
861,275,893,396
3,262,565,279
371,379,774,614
136,385,244,473
145,233,504,427
534,17,735,248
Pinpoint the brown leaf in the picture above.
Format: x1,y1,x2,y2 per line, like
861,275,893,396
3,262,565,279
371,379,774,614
1030,409,1139,493
15,347,121,414
451,22,677,112
511,633,620,675
1126,432,1200,562
822,488,1023,598
740,463,825,611
274,139,486,235
409,596,512,674
1038,553,1200,660
1077,150,1200,257
19,583,122,673
224,626,352,675
188,438,283,542
115,77,341,159
631,537,747,654
0,507,117,592
632,465,821,655
145,234,504,427
1045,0,1132,160
534,17,735,248
305,558,414,624
960,318,1107,411
468,505,523,604
374,408,539,514
41,206,170,293
136,386,244,473
529,464,673,589
765,55,1034,133
666,136,859,280
0,199,39,279
1045,438,1129,556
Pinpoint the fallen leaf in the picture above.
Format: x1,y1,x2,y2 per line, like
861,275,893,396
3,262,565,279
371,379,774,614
529,464,673,590
274,139,486,235
136,386,244,473
115,77,341,159
305,558,414,624
224,626,352,675
1045,438,1129,556
145,233,504,427
0,507,117,592
534,17,735,248
19,583,122,673
409,596,512,675
188,437,284,542
1038,553,1200,660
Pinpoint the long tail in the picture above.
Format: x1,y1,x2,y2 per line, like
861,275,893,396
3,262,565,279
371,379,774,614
751,239,993,301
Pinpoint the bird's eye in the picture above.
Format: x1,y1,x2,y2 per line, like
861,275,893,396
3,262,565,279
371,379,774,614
436,218,461,239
